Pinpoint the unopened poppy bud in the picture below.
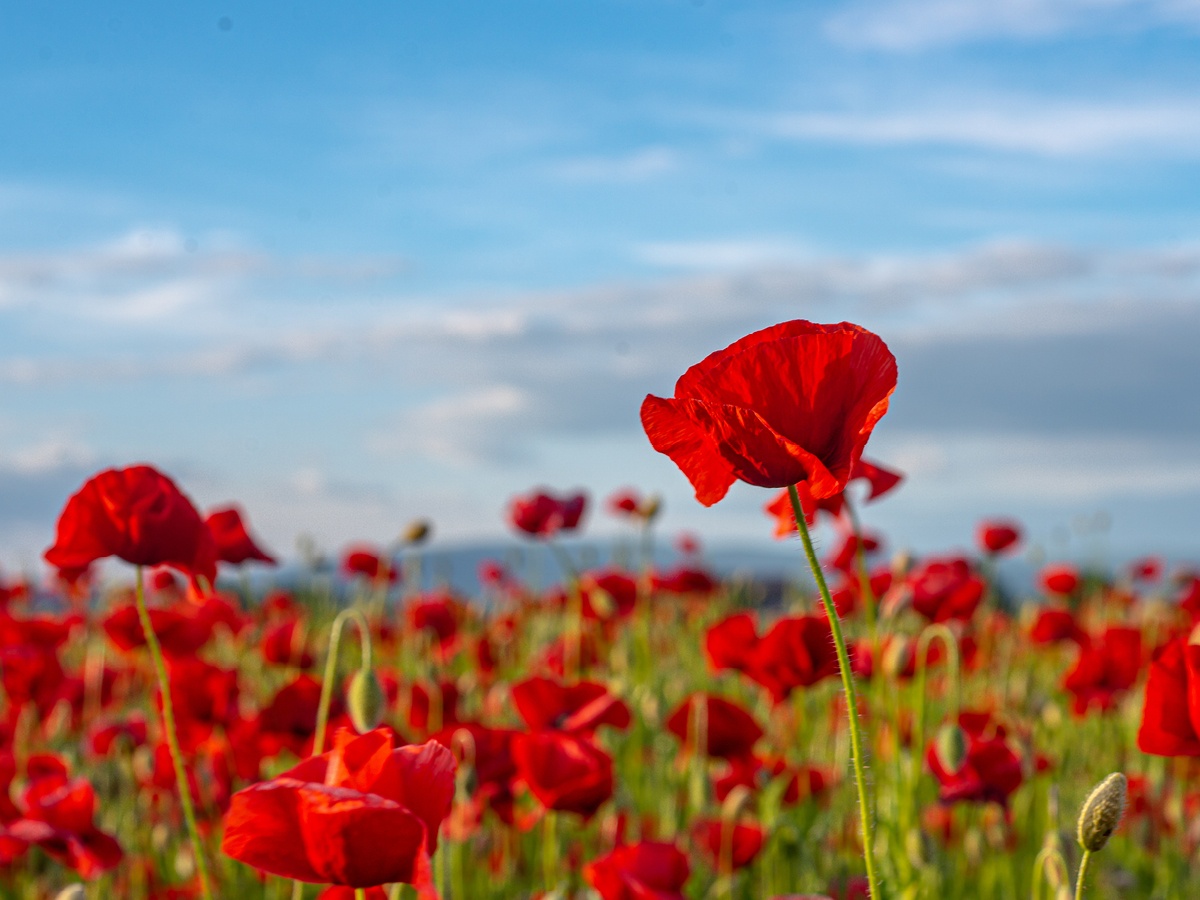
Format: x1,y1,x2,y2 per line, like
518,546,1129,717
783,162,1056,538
640,494,662,521
1077,772,1127,852
402,519,432,546
54,887,86,900
933,722,968,774
881,636,912,678
347,668,387,733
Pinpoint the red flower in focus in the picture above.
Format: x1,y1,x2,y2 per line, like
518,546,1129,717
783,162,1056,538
584,840,690,900
1040,563,1080,596
976,520,1022,556
341,547,399,584
221,727,455,892
512,732,613,819
926,712,1024,807
205,506,276,566
666,694,763,759
641,320,897,505
44,464,217,587
1062,626,1142,715
1137,634,1200,757
508,489,588,538
906,557,985,623
511,676,631,734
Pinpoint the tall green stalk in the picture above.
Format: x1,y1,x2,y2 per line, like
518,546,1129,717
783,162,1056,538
133,568,215,900
787,484,881,899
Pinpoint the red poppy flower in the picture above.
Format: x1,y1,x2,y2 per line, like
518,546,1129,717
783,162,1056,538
102,602,214,658
692,818,765,872
1040,563,1080,596
406,592,465,648
749,616,840,703
341,547,399,584
607,488,643,516
705,613,760,674
205,506,276,566
851,457,904,501
511,732,613,819
906,557,985,623
926,712,1024,807
976,520,1022,555
44,465,217,586
1137,635,1200,757
508,489,588,538
1062,626,1142,715
261,619,315,668
431,723,520,825
666,694,763,759
651,564,719,597
1028,608,1085,645
713,755,833,807
584,840,690,900
641,320,897,505
6,770,123,878
221,727,455,892
1127,556,1163,583
511,676,632,734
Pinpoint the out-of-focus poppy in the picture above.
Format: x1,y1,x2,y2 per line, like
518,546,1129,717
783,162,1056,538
906,557,985,623
1137,634,1200,757
221,727,455,892
1028,608,1085,645
508,489,588,538
512,732,613,819
584,840,690,900
44,465,217,587
976,520,1022,556
926,711,1024,807
511,676,631,734
641,320,897,505
666,694,763,759
692,818,765,873
205,506,276,566
1040,563,1081,597
6,768,123,878
341,547,399,584
1062,626,1143,715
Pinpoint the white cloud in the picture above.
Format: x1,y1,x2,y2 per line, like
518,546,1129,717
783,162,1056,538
826,0,1200,50
742,103,1200,156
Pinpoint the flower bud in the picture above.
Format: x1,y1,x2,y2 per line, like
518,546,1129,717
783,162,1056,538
347,668,387,733
402,519,432,546
933,722,968,774
639,494,663,522
1077,772,1127,852
54,887,86,900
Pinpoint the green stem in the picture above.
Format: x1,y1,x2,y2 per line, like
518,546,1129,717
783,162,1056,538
314,607,372,755
1075,849,1093,898
788,484,881,899
356,890,367,900
133,568,215,900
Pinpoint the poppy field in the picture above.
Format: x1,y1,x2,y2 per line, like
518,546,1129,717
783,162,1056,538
4,320,1198,899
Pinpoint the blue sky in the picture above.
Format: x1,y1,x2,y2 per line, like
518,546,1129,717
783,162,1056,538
3,0,1200,575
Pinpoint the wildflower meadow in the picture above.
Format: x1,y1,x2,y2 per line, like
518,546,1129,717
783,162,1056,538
3,319,1196,900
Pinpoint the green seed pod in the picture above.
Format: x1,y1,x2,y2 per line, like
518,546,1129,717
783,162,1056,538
1078,772,1128,852
347,668,387,733
933,722,969,774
